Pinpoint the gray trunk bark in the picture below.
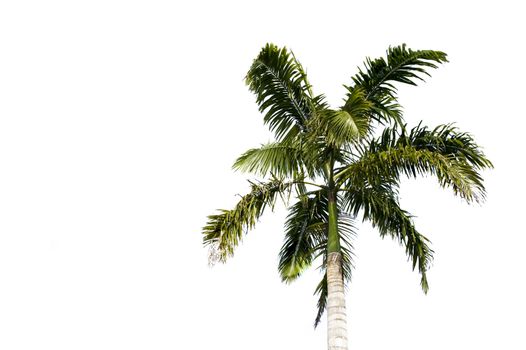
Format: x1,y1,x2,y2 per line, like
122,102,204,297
327,251,348,350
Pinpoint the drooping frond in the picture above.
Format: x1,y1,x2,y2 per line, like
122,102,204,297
334,209,356,283
233,141,308,178
336,124,492,203
278,191,328,282
245,43,318,141
313,273,327,328
394,123,493,170
347,44,448,125
203,178,292,264
342,147,484,202
342,184,433,292
276,190,356,327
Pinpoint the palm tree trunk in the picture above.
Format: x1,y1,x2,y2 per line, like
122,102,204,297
327,190,348,350
327,252,348,350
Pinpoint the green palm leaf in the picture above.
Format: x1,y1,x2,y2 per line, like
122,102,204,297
246,43,318,141
347,148,484,201
203,178,292,264
316,109,366,149
233,142,306,178
348,44,448,125
337,124,492,202
313,273,327,328
399,123,493,170
278,191,328,282
340,86,373,136
277,191,356,327
342,184,433,292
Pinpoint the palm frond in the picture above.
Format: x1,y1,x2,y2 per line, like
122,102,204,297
278,191,328,282
338,212,356,282
336,124,492,203
397,123,493,170
322,110,365,148
276,190,356,327
313,273,327,328
246,43,317,141
203,178,292,264
340,86,373,137
301,92,371,166
303,88,372,151
354,44,448,95
345,147,484,202
233,141,309,179
347,44,448,125
342,184,433,292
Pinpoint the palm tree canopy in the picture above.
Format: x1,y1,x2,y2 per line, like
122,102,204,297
202,43,492,327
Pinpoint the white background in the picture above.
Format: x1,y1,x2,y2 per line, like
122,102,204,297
1,1,524,349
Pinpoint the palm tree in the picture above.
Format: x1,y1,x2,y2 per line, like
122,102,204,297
202,43,492,350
